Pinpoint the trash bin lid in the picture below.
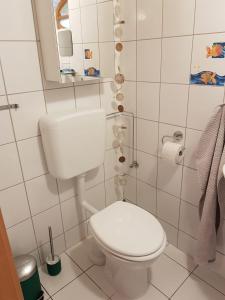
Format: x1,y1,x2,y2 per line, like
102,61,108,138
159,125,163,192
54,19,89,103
15,255,37,282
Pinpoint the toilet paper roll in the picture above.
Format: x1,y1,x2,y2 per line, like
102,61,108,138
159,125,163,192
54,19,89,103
161,141,185,164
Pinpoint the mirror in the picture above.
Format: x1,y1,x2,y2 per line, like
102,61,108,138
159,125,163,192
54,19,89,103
35,0,116,83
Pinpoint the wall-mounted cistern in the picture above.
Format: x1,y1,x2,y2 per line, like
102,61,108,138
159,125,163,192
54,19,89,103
39,109,106,216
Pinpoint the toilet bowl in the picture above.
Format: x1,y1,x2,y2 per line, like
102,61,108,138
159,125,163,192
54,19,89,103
89,201,167,299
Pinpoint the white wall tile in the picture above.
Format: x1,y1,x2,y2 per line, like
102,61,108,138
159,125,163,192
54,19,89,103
61,197,86,231
17,137,47,180
26,174,59,216
137,151,157,187
0,42,42,94
86,166,104,189
184,129,202,169
80,0,96,7
104,149,119,180
137,0,162,39
120,0,137,41
157,190,180,227
71,44,84,75
195,0,225,34
45,87,76,113
137,180,156,214
159,219,178,247
0,96,14,145
161,36,192,84
65,223,87,248
179,201,200,238
86,183,106,211
58,178,76,202
157,158,183,198
69,9,82,44
81,5,98,43
137,39,161,82
0,183,30,228
0,143,23,190
76,84,100,111
120,41,136,81
100,81,117,114
178,231,197,258
187,85,224,131
33,205,63,246
124,176,137,204
181,167,201,207
121,81,137,115
137,82,160,121
160,84,189,127
8,91,46,140
99,42,115,79
137,119,158,155
97,1,114,42
0,0,36,40
7,219,37,256
163,0,195,37
105,178,123,206
0,67,5,95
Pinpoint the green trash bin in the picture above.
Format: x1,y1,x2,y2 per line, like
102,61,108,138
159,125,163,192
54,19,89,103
15,255,44,300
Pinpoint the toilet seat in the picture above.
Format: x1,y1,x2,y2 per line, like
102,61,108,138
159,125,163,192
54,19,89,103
90,201,166,261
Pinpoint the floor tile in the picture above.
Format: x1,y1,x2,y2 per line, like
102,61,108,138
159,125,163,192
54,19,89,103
86,265,116,297
112,284,168,300
194,266,225,296
41,285,51,300
39,253,82,296
150,254,190,297
66,238,93,271
171,275,225,300
52,274,108,300
164,244,197,272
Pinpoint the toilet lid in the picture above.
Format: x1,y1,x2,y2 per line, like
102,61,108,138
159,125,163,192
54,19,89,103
90,201,165,257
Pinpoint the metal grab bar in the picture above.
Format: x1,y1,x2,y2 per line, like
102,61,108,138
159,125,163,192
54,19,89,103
106,111,139,169
0,104,19,111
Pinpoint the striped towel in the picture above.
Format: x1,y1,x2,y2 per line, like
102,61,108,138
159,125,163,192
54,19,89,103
195,104,225,265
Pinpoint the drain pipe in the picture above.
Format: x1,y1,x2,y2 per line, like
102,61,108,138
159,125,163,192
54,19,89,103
76,174,99,215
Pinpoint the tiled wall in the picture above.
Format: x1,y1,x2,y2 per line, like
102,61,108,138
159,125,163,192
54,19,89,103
1,0,225,276
120,0,225,275
0,0,123,264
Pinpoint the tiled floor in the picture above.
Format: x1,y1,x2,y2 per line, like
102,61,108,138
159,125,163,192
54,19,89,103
39,240,225,300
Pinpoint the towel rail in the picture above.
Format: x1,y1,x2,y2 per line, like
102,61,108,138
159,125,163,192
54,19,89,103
0,104,19,111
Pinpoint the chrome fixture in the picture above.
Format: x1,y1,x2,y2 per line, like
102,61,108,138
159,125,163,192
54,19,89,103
162,131,183,144
0,104,19,111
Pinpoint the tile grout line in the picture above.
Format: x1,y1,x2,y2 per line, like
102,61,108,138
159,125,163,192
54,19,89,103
176,0,197,248
0,57,42,260
169,265,198,299
155,0,165,227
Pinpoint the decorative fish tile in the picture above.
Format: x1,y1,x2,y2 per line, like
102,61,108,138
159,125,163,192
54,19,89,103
190,71,225,86
206,42,225,58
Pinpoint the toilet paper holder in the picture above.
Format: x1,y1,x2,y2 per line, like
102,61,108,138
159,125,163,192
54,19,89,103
162,131,183,144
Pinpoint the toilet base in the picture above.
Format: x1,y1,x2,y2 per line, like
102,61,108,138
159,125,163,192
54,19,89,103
105,254,150,299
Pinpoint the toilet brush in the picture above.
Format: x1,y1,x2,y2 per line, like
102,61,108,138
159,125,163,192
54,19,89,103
46,226,61,276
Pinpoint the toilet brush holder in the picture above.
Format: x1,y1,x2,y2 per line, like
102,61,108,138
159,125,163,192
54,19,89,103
46,254,61,276
46,226,61,276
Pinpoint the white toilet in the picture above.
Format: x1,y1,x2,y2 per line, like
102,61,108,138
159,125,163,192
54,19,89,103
39,109,166,299
89,200,166,299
